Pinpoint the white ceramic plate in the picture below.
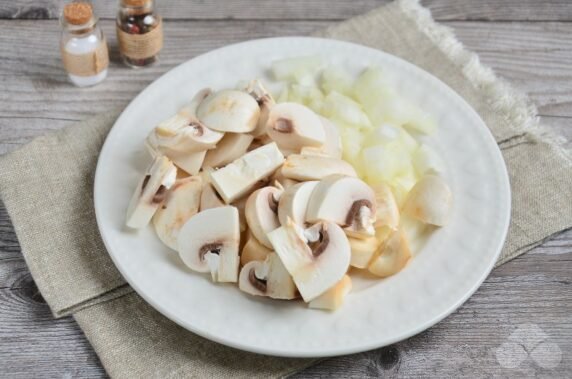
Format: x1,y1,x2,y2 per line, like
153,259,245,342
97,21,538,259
94,37,511,357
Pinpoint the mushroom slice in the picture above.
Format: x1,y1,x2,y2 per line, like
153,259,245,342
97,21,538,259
152,176,202,250
209,142,284,203
308,275,352,311
245,185,283,248
371,183,400,230
126,156,177,229
178,206,240,282
278,181,318,226
267,219,351,302
271,167,299,190
402,175,452,226
200,183,225,211
318,116,343,159
168,150,207,176
197,89,260,133
306,175,377,238
202,133,254,169
348,236,380,269
151,114,224,153
244,80,276,138
149,89,224,153
231,194,250,232
368,228,411,278
238,253,297,300
178,88,212,119
266,102,326,150
240,232,272,266
281,154,357,181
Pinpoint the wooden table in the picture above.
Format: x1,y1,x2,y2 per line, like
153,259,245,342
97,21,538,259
1,1,570,377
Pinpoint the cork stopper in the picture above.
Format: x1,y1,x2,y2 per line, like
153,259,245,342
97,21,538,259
121,0,151,7
63,2,93,25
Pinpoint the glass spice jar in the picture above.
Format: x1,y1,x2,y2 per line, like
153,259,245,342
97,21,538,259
60,2,109,87
116,0,163,68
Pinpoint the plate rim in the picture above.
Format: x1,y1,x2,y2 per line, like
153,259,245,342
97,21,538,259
94,36,512,357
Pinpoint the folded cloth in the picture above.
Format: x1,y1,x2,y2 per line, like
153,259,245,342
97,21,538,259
0,0,570,377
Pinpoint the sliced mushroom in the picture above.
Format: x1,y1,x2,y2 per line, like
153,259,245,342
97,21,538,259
281,154,357,181
231,193,250,232
371,183,400,230
278,181,318,226
168,150,206,176
149,89,224,153
402,175,452,226
308,275,351,311
152,176,202,250
178,206,240,282
299,146,330,157
271,166,299,189
238,253,297,300
306,175,377,238
245,185,283,248
267,219,351,302
368,228,411,278
202,133,254,169
200,183,225,211
197,89,260,133
266,102,325,150
348,236,380,269
126,156,177,229
178,88,212,119
240,231,272,266
244,80,276,138
209,142,284,203
318,116,343,159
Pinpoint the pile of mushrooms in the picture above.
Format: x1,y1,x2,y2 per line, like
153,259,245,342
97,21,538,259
126,80,453,311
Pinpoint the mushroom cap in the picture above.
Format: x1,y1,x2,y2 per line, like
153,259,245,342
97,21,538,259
178,206,240,282
267,219,351,302
281,154,357,181
197,89,260,133
318,116,343,159
245,186,282,248
402,175,452,226
278,181,318,226
266,102,326,150
238,260,267,297
153,114,224,153
178,88,212,119
202,132,254,169
152,176,203,250
308,275,352,311
126,156,177,229
244,80,276,138
238,252,297,299
306,175,377,237
368,228,411,277
240,232,272,266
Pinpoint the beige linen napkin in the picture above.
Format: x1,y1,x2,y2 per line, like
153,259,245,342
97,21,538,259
1,0,571,377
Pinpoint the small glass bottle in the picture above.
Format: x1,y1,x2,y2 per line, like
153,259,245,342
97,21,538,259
116,0,163,68
60,2,109,87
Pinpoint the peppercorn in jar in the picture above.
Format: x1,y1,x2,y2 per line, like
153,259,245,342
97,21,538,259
116,0,163,68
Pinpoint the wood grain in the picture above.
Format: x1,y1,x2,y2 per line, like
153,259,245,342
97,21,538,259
1,0,572,21
0,20,571,155
1,1,571,376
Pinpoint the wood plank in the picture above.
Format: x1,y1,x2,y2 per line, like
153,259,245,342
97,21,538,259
1,0,572,21
0,20,570,147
